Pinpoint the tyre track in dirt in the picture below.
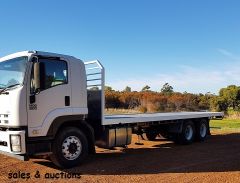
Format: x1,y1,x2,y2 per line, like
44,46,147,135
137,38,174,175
0,131,239,183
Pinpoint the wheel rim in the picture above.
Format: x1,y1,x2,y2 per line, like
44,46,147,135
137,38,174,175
200,123,207,138
62,136,82,160
185,125,193,141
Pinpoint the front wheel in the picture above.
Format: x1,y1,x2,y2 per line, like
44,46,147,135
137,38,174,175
50,127,88,168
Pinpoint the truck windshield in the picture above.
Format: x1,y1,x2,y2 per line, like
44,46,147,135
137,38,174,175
0,56,28,89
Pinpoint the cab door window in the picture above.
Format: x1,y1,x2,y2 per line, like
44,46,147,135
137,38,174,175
30,58,68,93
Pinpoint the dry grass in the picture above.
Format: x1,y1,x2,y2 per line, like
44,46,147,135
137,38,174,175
225,112,240,119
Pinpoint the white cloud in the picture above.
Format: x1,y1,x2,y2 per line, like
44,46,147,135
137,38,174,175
106,49,240,94
217,48,234,57
217,48,240,61
107,63,240,94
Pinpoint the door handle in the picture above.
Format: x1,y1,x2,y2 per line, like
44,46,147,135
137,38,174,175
65,96,70,106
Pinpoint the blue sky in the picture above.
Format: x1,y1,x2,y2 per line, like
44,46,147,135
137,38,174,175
1,0,240,94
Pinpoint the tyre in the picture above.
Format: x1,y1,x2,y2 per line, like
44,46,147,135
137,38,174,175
146,131,158,141
160,132,177,141
195,119,208,142
177,121,196,145
50,127,88,168
160,131,169,139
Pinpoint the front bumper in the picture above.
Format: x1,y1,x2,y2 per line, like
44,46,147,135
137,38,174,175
0,130,26,155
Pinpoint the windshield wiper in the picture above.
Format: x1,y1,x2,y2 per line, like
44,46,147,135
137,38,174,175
0,84,21,94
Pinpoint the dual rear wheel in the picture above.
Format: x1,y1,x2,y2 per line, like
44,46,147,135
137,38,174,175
145,119,208,144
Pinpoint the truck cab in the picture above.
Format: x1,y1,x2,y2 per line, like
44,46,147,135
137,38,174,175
0,51,94,167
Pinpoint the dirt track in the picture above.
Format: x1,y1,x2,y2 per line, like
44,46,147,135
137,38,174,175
0,130,240,183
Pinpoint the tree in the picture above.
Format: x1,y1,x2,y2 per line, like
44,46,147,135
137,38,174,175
89,86,99,90
198,92,214,110
105,86,114,92
123,86,131,92
141,85,151,91
105,91,121,108
219,85,240,110
161,83,173,95
210,96,228,112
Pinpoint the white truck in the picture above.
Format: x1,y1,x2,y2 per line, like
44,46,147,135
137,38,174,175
0,51,223,168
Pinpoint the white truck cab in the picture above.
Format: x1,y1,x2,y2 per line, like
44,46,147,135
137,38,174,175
0,51,224,168
0,51,90,161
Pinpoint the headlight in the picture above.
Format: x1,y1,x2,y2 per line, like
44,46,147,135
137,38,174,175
10,135,21,152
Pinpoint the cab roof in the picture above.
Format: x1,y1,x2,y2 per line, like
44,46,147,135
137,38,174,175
0,51,80,62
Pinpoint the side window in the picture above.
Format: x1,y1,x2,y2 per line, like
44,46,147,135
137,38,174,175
30,58,68,93
41,59,68,89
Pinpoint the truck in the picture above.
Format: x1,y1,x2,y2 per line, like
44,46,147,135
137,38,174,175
0,51,224,168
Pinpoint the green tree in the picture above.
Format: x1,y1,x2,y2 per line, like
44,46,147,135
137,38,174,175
198,92,214,110
105,86,114,92
124,86,131,92
89,86,99,90
141,85,151,91
219,85,240,110
210,96,228,112
161,83,173,94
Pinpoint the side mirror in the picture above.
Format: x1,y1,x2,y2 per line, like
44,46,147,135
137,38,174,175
30,58,45,104
34,62,41,91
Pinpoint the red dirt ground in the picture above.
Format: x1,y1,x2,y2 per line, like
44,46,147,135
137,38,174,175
0,130,240,183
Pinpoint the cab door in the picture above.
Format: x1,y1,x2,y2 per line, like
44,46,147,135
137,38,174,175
27,57,71,137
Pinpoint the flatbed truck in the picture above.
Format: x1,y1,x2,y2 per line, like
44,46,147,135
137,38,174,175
0,51,223,168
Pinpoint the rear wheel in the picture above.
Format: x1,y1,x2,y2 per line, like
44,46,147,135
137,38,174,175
146,131,158,141
50,127,88,168
176,121,195,144
160,131,170,139
160,132,178,141
195,119,208,141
